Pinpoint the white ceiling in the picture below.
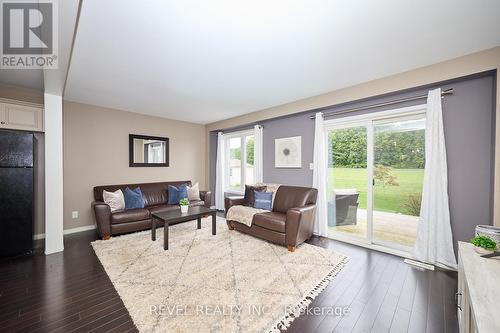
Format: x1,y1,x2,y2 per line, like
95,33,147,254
64,0,500,124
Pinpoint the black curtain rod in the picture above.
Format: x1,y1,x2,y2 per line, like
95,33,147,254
310,88,454,119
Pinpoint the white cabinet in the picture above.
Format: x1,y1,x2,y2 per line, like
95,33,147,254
0,105,5,126
457,254,474,333
0,100,44,132
458,242,500,333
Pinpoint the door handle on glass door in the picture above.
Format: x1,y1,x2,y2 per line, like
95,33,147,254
455,292,462,310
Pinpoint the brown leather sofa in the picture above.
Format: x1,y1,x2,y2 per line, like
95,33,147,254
225,185,317,252
92,180,211,239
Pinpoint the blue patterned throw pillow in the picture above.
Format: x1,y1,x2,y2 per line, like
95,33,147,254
253,191,272,210
167,184,188,204
124,187,145,209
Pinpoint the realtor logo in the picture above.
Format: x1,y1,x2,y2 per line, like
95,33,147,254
1,0,58,69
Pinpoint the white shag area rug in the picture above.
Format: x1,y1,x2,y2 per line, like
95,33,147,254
92,216,348,332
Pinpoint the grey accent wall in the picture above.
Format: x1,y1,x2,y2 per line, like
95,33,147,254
262,113,314,186
210,72,496,247
443,74,495,248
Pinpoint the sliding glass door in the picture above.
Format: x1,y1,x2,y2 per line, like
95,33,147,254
326,106,426,253
373,116,425,250
327,125,369,241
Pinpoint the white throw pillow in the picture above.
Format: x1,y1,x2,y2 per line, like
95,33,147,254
103,189,125,212
187,182,201,201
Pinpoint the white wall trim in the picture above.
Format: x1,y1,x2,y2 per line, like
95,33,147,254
34,224,96,240
44,93,64,255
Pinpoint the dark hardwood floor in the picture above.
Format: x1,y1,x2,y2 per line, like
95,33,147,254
0,232,137,333
287,238,459,333
0,229,458,333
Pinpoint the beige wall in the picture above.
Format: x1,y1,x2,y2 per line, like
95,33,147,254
206,46,500,226
63,101,207,230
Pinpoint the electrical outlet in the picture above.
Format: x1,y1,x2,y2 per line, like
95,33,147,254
72,211,79,219
309,163,314,170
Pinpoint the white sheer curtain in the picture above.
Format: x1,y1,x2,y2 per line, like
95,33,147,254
253,125,263,183
312,112,329,237
414,88,457,269
215,132,226,210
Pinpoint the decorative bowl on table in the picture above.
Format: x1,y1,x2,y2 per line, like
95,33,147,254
471,228,498,256
475,225,500,245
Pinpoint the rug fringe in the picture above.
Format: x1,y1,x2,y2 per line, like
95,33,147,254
266,255,349,333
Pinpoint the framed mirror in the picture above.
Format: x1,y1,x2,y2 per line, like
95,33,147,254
129,134,169,167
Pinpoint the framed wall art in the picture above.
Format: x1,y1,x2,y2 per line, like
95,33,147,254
275,136,302,168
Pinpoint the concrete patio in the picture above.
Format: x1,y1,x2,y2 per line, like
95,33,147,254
329,208,419,248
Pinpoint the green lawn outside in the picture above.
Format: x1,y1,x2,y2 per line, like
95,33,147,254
329,168,424,215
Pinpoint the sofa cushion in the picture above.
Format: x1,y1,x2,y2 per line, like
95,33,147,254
253,191,272,210
273,186,318,213
187,182,201,201
253,212,286,233
254,183,281,206
148,204,179,215
103,189,125,212
93,181,192,207
111,208,150,225
123,187,145,209
167,184,188,204
189,200,205,207
243,185,267,206
142,185,168,207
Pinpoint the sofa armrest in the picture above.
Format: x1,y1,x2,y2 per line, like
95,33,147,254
199,190,212,208
92,201,112,239
285,204,317,247
225,196,244,213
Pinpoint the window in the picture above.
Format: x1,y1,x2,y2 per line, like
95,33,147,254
225,131,255,193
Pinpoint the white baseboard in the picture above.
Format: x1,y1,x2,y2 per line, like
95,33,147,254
45,246,65,255
404,258,435,271
33,233,44,240
34,224,96,240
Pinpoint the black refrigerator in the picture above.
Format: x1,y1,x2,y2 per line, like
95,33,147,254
0,130,34,256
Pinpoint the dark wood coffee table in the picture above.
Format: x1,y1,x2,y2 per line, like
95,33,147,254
151,206,217,250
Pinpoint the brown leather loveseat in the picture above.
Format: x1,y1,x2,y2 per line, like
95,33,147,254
92,181,211,239
225,185,317,252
